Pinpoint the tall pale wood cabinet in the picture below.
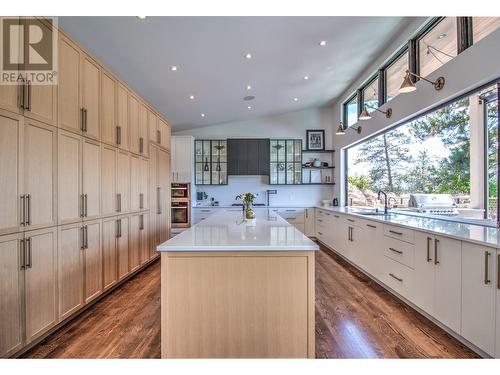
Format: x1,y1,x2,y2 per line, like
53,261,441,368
117,150,130,214
0,227,57,357
101,144,117,217
82,139,101,221
117,216,130,281
100,69,117,147
83,220,102,304
102,217,118,291
0,111,57,235
139,103,149,157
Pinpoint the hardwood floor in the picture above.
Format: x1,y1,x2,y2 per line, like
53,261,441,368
22,247,478,359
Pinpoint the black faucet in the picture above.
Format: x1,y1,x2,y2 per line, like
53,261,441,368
266,189,277,206
377,190,388,214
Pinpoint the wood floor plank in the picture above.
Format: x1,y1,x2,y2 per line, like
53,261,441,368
22,247,478,359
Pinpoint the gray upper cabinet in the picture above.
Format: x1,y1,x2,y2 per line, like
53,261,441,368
227,139,269,176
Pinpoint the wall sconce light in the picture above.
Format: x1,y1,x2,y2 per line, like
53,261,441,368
359,105,392,121
336,122,361,136
399,69,445,93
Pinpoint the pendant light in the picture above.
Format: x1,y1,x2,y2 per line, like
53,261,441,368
399,69,445,94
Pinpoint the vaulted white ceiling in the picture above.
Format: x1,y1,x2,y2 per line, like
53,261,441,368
59,16,421,131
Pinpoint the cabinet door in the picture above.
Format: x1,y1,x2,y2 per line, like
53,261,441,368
117,216,129,280
139,103,149,157
101,145,117,217
157,149,170,244
413,232,435,314
117,150,130,214
433,235,461,333
140,158,149,210
84,220,102,303
140,214,149,264
102,218,118,290
0,79,22,115
82,139,101,220
58,130,82,225
22,119,57,230
130,154,140,211
0,110,22,235
58,223,84,320
21,18,57,126
81,55,100,140
129,215,141,272
158,118,171,151
0,233,24,357
148,211,157,260
24,227,57,343
462,242,496,356
101,70,117,146
304,208,315,237
149,146,158,214
177,137,193,182
117,83,129,151
148,110,157,144
58,35,81,134
129,95,140,154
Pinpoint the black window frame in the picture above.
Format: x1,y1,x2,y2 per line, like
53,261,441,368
360,74,381,112
381,45,409,103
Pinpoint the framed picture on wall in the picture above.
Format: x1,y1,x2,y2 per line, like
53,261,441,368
306,129,325,151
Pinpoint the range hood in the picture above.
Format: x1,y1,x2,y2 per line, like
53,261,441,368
227,138,270,176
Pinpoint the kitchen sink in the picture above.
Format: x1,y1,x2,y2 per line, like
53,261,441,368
355,211,390,216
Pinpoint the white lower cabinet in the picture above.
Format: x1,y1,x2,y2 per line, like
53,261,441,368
461,242,497,356
304,208,315,236
413,232,462,333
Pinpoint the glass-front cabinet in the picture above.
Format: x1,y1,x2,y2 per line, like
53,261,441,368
269,139,302,185
195,139,227,185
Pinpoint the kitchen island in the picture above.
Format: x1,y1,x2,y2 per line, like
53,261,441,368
157,208,318,358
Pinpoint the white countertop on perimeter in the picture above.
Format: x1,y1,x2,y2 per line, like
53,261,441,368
317,206,500,249
157,208,319,252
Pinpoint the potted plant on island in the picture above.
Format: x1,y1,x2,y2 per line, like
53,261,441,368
236,192,258,220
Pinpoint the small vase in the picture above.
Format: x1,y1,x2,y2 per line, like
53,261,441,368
245,204,255,220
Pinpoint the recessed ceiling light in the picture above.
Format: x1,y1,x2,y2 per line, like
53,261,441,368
246,85,252,90
170,66,178,72
247,106,252,110
319,40,327,47
189,95,195,100
244,53,252,59
437,33,447,40
303,75,309,80
201,113,206,118
137,16,147,20
293,97,299,102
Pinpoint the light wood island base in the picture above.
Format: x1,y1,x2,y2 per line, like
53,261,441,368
161,250,315,358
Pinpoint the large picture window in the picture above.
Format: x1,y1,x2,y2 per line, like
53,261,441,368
346,83,499,226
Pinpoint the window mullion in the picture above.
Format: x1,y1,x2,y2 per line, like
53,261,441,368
457,16,473,53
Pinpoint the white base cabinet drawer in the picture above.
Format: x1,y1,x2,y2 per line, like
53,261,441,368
384,224,415,244
381,256,415,301
383,236,415,269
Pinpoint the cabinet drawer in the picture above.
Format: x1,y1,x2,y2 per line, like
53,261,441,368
383,236,415,269
281,213,305,224
381,256,415,299
193,208,218,215
276,208,305,215
384,224,414,244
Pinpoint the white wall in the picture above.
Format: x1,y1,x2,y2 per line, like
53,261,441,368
331,26,500,204
174,107,335,206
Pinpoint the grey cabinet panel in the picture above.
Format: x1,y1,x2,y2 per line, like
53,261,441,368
228,138,269,176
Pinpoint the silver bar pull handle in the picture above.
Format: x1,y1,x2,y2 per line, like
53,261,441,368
157,187,161,214
84,108,88,132
81,108,85,131
80,194,84,217
19,78,25,109
116,126,121,145
366,224,377,228
389,247,403,255
26,237,32,268
317,231,323,236
333,215,340,218
84,194,88,217
389,273,403,282
389,230,403,235
20,239,26,270
85,225,89,249
426,237,432,262
116,219,122,238
20,195,26,226
140,193,144,209
139,215,144,230
434,239,440,265
26,194,31,226
81,226,85,250
347,218,355,223
497,254,500,290
26,80,32,111
139,137,144,154
484,251,491,285
157,130,161,144
117,193,122,212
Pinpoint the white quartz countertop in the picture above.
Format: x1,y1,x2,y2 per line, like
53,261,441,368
157,208,319,252
317,206,500,249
